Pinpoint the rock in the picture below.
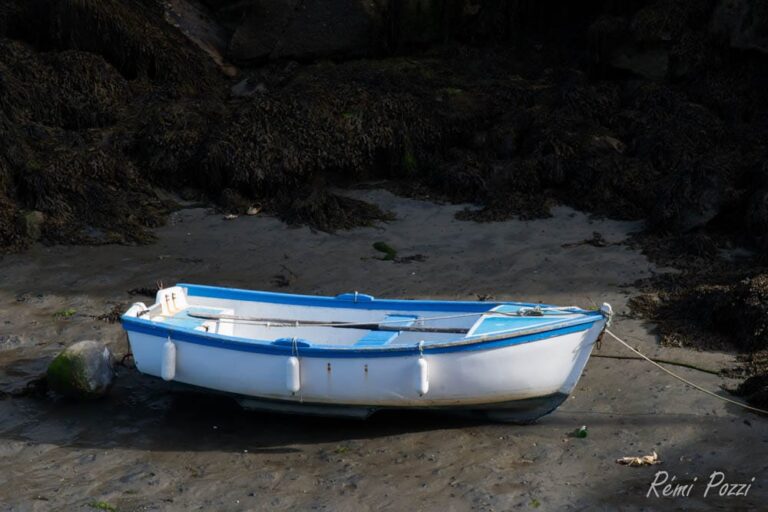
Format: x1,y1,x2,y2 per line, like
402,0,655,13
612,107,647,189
609,45,669,80
219,188,252,214
220,64,239,78
231,78,268,97
226,0,389,61
46,340,114,399
710,274,768,352
224,0,474,62
712,0,768,54
162,0,232,69
18,210,44,241
492,130,517,158
590,16,666,80
736,374,768,409
390,0,457,48
588,2,692,81
591,135,625,154
265,0,384,60
228,0,300,62
746,188,768,251
650,160,726,232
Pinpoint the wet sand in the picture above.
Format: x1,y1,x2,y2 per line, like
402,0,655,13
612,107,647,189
1,190,765,511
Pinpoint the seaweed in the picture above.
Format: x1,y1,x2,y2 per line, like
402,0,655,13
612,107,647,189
2,0,764,251
373,241,397,261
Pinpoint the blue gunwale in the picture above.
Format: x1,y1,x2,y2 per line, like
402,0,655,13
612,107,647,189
179,283,545,312
122,284,604,357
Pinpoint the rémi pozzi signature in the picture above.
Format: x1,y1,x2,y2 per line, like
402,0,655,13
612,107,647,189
647,471,756,498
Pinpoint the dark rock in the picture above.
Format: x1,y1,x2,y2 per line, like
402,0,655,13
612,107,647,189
228,0,301,62
224,0,481,62
735,374,768,409
271,0,385,60
712,0,768,54
609,44,669,80
710,275,768,352
589,9,671,80
590,135,625,154
490,128,518,159
47,340,115,399
227,0,386,62
162,0,233,72
746,188,768,252
390,0,460,48
231,78,267,97
219,188,252,214
589,1,712,80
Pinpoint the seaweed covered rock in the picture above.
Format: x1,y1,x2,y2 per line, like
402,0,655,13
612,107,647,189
46,340,115,398
714,275,768,352
746,188,768,252
219,0,489,63
636,272,768,353
0,0,217,249
227,0,385,62
735,374,768,409
712,0,768,55
0,0,766,254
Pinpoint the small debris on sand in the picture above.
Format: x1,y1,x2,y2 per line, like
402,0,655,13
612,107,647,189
616,451,662,467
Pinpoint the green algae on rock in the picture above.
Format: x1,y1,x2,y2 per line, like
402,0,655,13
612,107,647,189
47,340,115,399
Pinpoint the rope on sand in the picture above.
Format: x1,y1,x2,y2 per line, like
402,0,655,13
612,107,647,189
592,354,721,376
605,329,768,416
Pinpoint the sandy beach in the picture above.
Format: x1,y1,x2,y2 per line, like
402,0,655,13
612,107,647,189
0,190,764,510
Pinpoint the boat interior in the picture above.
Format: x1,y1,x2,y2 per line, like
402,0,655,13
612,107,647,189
132,285,594,348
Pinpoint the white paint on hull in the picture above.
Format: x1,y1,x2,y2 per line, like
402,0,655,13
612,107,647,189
127,320,604,408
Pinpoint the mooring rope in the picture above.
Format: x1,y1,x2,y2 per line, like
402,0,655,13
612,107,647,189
592,353,720,376
605,329,768,416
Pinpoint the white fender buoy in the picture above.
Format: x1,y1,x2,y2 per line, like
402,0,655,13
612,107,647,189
286,356,301,393
417,357,429,396
161,339,176,381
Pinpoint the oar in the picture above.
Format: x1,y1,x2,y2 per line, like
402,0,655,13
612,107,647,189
186,311,469,334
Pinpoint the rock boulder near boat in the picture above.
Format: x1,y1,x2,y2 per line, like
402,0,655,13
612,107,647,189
121,284,612,423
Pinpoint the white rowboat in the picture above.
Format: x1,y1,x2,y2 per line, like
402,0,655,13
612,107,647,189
121,284,612,423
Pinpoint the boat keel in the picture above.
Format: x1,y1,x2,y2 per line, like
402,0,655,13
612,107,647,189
234,392,570,424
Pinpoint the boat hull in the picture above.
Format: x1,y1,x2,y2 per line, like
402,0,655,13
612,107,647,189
125,319,604,423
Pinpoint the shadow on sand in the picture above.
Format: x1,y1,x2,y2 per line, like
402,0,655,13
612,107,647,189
0,365,743,456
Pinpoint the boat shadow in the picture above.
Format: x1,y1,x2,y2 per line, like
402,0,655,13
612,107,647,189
0,367,494,454
0,366,736,455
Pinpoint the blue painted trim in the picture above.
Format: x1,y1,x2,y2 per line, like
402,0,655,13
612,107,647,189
178,283,551,312
335,292,375,302
121,315,599,358
273,338,311,347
